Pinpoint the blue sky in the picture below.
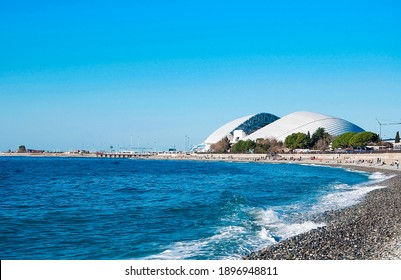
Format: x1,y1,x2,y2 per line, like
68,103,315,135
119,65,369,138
1,0,401,151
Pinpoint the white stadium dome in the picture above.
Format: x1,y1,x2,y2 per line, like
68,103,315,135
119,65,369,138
244,111,364,141
197,111,364,151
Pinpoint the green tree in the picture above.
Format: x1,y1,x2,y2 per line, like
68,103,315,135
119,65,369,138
349,132,379,148
310,127,330,148
306,131,311,148
332,132,357,149
231,139,256,153
284,133,298,149
284,132,309,149
395,131,400,143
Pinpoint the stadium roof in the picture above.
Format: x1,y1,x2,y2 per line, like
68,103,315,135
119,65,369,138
204,113,280,145
244,111,364,141
199,111,365,151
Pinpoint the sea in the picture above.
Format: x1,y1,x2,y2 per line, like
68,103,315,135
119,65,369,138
0,156,391,260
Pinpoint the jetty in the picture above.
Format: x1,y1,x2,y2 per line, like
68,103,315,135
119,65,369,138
95,152,154,158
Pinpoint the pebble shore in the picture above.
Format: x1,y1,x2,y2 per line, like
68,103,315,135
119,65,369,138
245,166,401,260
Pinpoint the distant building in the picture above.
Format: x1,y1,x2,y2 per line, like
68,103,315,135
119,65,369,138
27,149,45,153
233,130,246,143
198,111,364,152
384,140,401,150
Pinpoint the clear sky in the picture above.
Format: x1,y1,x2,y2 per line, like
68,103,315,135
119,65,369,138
1,0,401,151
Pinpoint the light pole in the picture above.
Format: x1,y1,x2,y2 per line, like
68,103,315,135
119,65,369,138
130,134,133,150
376,118,401,144
376,119,382,144
185,135,187,152
185,135,190,152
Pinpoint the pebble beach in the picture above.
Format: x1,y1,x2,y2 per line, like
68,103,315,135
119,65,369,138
245,165,401,260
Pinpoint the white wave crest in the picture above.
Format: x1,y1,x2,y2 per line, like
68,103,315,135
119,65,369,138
333,183,351,190
143,207,325,260
252,208,280,225
368,172,394,182
249,208,325,241
143,171,393,260
276,221,325,239
142,225,248,260
313,185,385,213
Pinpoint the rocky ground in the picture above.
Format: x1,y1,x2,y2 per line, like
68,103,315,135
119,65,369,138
245,167,401,260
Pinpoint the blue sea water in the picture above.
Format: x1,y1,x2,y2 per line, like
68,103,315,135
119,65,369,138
0,157,389,260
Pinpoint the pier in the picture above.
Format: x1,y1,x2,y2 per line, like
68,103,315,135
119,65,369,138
95,152,154,158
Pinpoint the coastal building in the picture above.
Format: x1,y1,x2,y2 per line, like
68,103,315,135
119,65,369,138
197,113,280,151
244,111,364,142
197,111,364,152
233,130,246,142
27,149,45,153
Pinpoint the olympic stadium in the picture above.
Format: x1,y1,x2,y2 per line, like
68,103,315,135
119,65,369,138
196,111,364,152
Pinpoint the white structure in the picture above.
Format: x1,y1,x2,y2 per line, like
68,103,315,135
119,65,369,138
204,114,254,147
199,113,280,152
244,111,364,142
197,111,365,152
233,130,246,143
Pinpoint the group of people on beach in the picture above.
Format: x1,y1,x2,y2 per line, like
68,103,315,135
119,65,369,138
391,159,400,169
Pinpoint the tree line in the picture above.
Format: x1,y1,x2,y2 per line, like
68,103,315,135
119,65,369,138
210,128,386,154
210,137,284,154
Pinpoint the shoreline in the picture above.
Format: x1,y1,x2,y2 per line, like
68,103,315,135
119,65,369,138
2,152,400,259
1,151,400,171
244,166,401,260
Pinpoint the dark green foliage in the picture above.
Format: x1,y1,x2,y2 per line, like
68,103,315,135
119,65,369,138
284,132,310,149
306,131,311,147
231,139,256,153
284,128,331,150
332,131,379,149
332,132,357,149
395,131,400,143
212,137,283,154
310,127,330,147
349,132,379,147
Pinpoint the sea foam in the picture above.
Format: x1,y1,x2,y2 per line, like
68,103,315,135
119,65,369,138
312,171,393,213
143,225,249,260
